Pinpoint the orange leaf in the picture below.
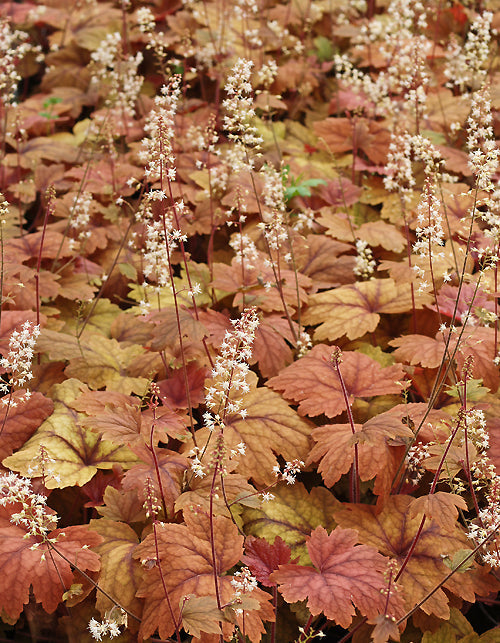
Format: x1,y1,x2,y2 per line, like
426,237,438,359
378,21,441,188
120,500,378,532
0,506,101,620
390,334,444,369
295,235,356,291
0,391,54,461
268,345,404,418
271,526,388,628
314,117,391,165
134,508,244,640
408,493,467,533
122,445,188,517
251,314,296,378
308,409,414,492
302,279,430,341
334,496,495,619
185,387,313,485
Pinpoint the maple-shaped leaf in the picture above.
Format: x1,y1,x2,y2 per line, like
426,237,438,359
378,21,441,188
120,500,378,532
391,326,499,392
357,221,406,253
271,526,388,628
302,279,431,342
334,495,497,619
389,334,445,369
96,486,146,523
186,387,312,485
268,345,404,418
133,508,241,640
121,445,188,517
37,329,149,395
408,493,467,533
3,380,137,488
0,506,101,620
89,518,143,619
242,482,339,563
211,260,311,313
0,391,54,460
251,314,296,378
243,536,293,586
79,395,188,447
308,409,414,495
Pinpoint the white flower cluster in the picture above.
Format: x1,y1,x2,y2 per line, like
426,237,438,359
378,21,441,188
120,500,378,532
69,191,93,240
353,239,376,278
0,19,40,106
444,11,493,92
0,321,40,401
467,85,499,191
223,58,263,171
90,32,144,118
88,610,126,642
140,75,182,182
468,475,500,568
335,0,431,117
204,307,259,425
273,459,304,485
229,233,260,270
135,192,188,291
384,133,445,202
412,178,445,292
0,472,57,539
231,566,258,615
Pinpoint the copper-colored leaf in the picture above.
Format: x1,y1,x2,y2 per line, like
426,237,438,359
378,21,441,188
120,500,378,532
122,445,188,517
0,507,101,620
334,496,496,619
0,391,54,460
251,314,295,378
308,409,414,494
185,387,313,485
271,526,388,628
408,493,467,533
390,334,444,369
243,536,293,587
181,595,224,638
133,508,244,640
3,380,137,488
302,279,431,342
268,345,404,418
314,118,391,165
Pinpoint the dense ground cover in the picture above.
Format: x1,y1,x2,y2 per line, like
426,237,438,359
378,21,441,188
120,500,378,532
1,0,500,641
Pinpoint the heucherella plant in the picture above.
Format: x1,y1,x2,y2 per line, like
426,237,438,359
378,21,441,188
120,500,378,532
2,1,500,642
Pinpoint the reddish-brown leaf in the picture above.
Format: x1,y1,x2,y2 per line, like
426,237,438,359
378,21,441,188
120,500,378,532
334,496,497,619
0,391,54,461
251,314,296,378
0,506,101,620
314,118,391,165
271,526,388,628
243,536,293,587
134,508,272,641
268,345,404,418
308,409,414,495
122,445,188,517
